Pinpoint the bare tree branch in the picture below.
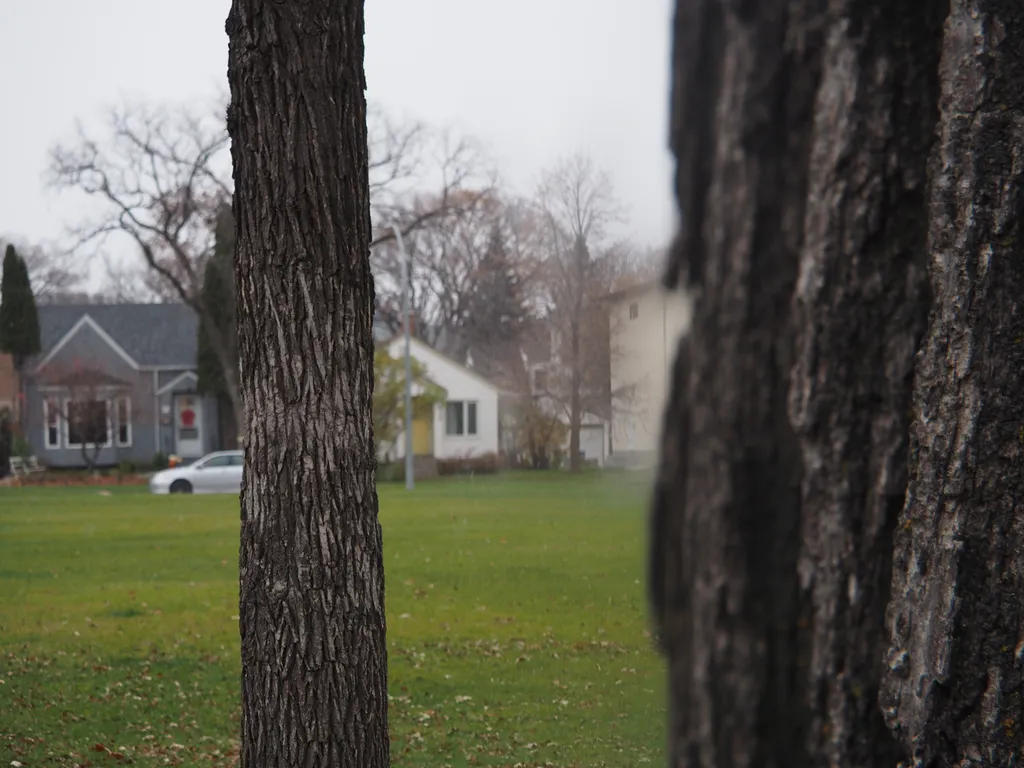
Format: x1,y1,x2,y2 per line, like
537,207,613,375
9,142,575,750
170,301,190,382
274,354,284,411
47,98,241,424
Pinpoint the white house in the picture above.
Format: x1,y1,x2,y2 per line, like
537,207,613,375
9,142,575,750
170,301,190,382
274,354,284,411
384,336,502,462
606,280,692,467
521,326,612,468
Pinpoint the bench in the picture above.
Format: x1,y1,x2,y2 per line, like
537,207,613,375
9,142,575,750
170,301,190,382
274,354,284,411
9,456,45,475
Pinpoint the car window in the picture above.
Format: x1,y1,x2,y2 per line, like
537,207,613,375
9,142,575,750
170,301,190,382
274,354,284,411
200,455,233,468
229,454,245,466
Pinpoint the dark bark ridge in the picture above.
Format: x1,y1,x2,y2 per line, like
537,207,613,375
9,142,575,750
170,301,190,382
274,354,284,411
787,0,945,764
652,0,827,764
226,2,389,767
882,2,1024,765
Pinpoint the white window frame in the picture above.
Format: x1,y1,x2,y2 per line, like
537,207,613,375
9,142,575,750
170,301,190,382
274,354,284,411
445,400,479,437
64,397,112,450
115,396,132,448
42,397,61,450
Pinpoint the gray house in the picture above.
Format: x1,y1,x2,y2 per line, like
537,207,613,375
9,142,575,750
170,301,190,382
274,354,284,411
25,304,224,468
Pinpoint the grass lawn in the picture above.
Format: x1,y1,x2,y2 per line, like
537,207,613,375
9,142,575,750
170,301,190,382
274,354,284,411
0,471,664,767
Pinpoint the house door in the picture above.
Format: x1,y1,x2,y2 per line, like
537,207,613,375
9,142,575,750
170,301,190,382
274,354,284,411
174,395,204,458
579,425,606,466
411,414,433,456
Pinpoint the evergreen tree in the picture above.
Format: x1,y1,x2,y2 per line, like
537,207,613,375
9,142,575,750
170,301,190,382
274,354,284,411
196,205,239,449
196,205,238,397
462,225,529,378
0,244,42,369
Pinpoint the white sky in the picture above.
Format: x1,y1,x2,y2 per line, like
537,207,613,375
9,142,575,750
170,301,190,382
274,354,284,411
0,0,677,284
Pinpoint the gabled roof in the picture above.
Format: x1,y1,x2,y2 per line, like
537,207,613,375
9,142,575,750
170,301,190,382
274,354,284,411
383,334,513,395
37,304,199,369
603,278,661,303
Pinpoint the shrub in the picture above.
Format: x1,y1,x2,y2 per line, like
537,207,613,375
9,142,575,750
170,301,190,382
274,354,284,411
152,452,169,470
376,461,406,483
437,452,501,476
12,434,31,460
118,460,138,476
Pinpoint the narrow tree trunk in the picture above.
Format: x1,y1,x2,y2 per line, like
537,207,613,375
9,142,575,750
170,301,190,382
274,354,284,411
226,2,389,767
881,2,1024,763
569,361,582,473
651,0,945,765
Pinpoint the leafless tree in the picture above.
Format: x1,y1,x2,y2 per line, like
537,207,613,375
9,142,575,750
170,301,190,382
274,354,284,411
368,116,497,248
373,190,541,357
48,97,493,436
47,99,243,429
532,154,626,472
37,360,143,471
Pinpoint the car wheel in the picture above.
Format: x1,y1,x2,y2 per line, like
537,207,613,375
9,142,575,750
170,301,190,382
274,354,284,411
169,479,193,494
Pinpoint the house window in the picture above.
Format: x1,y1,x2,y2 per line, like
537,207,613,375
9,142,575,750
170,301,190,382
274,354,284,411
65,399,110,448
629,302,639,320
43,398,60,449
445,401,478,436
115,396,132,447
532,368,548,393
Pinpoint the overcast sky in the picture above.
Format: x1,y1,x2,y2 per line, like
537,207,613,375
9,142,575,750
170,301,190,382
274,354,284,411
0,0,676,280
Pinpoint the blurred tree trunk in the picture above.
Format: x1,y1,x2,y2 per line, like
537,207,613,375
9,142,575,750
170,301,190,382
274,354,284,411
650,0,948,765
226,1,389,767
881,1,1024,764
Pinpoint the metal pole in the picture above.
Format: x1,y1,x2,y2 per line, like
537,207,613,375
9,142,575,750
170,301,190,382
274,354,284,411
393,225,415,490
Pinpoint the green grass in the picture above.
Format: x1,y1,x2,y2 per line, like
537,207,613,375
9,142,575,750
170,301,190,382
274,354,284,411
0,472,664,767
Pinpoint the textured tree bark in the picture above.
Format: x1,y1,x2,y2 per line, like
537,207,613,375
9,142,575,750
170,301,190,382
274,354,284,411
652,0,947,765
226,2,389,767
881,2,1024,764
787,0,946,764
651,1,826,764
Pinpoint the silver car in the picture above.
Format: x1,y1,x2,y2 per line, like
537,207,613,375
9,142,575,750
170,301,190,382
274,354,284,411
149,450,244,495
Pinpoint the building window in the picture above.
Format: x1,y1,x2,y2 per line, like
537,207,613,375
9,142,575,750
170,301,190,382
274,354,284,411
115,396,132,447
65,399,110,448
445,401,478,436
43,398,60,449
629,302,639,320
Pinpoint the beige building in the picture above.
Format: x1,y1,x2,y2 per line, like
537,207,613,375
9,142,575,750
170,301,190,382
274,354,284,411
607,280,692,467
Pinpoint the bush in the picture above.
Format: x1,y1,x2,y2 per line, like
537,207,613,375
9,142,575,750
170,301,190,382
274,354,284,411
118,460,138,476
437,452,501,476
152,452,169,470
376,461,406,483
12,434,31,460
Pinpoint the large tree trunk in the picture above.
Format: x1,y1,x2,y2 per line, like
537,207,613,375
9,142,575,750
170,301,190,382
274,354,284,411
226,2,389,767
650,2,826,763
881,1,1024,764
651,0,946,765
786,0,946,764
